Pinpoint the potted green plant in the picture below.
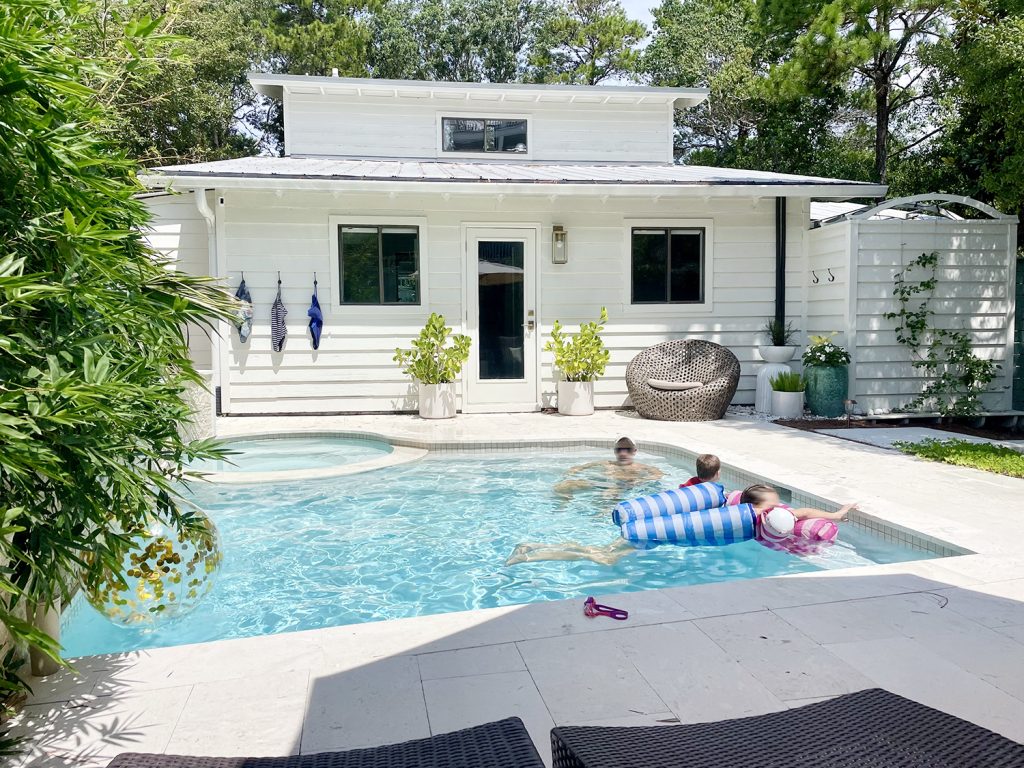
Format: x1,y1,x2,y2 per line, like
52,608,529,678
394,313,471,419
770,371,806,420
759,319,799,364
545,307,611,416
802,333,851,417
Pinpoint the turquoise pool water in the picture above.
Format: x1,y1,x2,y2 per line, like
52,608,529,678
187,436,392,473
62,447,931,657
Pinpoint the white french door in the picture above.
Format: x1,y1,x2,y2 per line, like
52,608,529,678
463,226,539,411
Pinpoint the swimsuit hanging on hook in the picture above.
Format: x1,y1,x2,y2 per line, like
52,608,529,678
308,272,323,350
271,271,287,352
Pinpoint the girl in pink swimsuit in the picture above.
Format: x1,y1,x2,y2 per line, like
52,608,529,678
738,484,857,554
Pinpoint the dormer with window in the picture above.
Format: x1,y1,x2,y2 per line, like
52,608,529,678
250,75,707,164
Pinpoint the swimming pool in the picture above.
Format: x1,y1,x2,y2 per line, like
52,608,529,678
62,446,933,657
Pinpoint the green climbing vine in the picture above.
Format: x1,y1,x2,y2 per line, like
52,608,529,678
884,251,999,415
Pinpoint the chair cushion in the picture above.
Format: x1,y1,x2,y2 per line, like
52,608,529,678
647,379,703,391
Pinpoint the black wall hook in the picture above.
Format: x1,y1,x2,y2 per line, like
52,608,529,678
827,268,836,282
277,270,282,285
313,271,318,286
811,270,820,284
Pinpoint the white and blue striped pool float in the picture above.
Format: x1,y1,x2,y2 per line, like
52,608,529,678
611,482,726,527
620,504,757,546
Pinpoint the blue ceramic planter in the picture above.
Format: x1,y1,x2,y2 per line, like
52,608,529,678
804,365,848,418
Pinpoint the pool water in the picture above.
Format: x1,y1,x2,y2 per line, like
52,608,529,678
62,448,931,657
187,436,392,473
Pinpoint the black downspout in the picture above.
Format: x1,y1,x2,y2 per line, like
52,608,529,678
775,196,787,326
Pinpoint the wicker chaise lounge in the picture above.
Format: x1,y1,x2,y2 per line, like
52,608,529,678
625,339,740,421
550,688,1024,767
106,717,545,768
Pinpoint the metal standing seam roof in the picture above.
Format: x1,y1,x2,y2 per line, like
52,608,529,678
144,156,887,191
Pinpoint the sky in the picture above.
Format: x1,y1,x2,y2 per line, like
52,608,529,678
620,0,656,31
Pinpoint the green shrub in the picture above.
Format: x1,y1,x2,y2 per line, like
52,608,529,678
394,313,471,384
0,0,235,746
893,439,1024,478
545,307,611,383
770,371,806,392
762,318,797,346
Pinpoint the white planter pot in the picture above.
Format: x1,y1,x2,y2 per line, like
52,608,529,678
418,382,457,419
771,390,805,420
758,345,798,364
30,600,61,676
557,380,595,416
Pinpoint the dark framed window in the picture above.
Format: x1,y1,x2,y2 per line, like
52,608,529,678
339,226,419,305
630,227,705,304
441,117,528,154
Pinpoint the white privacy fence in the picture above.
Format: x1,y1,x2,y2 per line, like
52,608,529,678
805,195,1018,414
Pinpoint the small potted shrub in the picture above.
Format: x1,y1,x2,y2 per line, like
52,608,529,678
802,333,851,418
759,319,799,364
770,371,806,420
394,313,471,419
545,307,610,416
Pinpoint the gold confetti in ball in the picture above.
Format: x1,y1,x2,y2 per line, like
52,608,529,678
84,511,222,628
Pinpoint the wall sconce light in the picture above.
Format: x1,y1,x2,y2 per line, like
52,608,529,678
551,225,568,264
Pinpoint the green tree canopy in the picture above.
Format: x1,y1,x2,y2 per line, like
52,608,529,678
925,0,1024,220
643,0,762,158
644,0,873,178
368,0,551,82
529,0,646,84
759,0,947,182
266,0,376,76
76,0,273,165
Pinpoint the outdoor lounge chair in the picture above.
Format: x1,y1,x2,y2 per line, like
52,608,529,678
549,688,1024,767
625,339,740,421
105,717,545,768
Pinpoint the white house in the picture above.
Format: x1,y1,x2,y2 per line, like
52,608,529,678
141,74,1017,416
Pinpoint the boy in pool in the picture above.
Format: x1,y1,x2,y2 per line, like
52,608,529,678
552,437,664,504
680,453,721,487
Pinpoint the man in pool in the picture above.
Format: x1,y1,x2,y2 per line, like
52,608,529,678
552,437,664,505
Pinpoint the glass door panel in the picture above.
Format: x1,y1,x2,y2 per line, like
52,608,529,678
477,241,525,380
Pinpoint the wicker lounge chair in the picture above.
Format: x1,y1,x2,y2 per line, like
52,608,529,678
625,339,740,421
106,717,545,768
550,688,1024,767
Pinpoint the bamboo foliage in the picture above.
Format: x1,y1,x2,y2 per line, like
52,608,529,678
0,0,237,747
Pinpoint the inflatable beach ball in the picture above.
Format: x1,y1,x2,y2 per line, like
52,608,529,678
84,510,222,628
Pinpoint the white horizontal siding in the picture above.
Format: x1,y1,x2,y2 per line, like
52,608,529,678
141,194,213,370
850,219,1015,412
284,92,671,163
146,189,810,414
804,221,851,349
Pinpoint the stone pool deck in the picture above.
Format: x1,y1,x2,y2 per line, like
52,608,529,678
15,411,1024,766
